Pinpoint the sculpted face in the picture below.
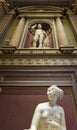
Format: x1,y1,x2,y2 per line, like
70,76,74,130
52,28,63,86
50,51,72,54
47,86,58,102
38,24,42,29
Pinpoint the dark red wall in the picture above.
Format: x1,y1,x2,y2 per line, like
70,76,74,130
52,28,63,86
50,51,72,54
0,87,77,130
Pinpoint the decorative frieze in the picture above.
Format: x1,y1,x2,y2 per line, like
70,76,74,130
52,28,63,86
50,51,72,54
0,57,77,66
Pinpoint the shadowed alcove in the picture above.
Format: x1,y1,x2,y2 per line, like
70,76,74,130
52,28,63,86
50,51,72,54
24,23,53,48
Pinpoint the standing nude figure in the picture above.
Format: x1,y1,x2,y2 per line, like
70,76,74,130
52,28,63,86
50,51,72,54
31,24,46,48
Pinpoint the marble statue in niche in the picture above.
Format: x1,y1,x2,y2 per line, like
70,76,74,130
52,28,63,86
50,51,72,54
30,85,67,130
30,23,51,48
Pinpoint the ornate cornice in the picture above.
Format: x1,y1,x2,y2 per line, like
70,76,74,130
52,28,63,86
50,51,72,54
0,51,77,66
16,6,64,18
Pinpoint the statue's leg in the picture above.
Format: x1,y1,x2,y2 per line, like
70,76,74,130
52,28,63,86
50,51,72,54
33,35,38,47
33,35,39,48
39,36,43,48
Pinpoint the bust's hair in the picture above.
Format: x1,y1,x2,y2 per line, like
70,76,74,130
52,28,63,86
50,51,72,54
47,85,64,100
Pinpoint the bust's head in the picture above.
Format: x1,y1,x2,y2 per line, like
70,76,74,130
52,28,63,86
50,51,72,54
47,85,64,101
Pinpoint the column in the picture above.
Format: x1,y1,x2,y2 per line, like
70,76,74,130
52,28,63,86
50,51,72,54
9,17,25,47
56,17,69,47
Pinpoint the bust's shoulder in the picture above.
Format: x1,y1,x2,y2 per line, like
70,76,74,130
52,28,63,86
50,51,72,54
35,102,48,111
57,105,65,114
37,102,48,108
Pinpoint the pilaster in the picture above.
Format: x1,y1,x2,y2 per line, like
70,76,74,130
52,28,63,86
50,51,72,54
56,17,74,53
9,17,25,47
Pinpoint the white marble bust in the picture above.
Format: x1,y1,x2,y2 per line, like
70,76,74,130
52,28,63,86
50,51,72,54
30,85,67,130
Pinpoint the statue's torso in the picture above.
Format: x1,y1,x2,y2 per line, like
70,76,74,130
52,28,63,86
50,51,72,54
37,103,63,130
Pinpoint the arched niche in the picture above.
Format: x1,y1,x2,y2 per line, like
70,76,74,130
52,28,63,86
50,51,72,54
19,19,58,49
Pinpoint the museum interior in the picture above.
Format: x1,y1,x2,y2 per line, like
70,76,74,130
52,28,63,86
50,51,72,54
0,0,77,130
